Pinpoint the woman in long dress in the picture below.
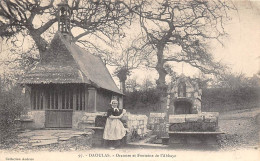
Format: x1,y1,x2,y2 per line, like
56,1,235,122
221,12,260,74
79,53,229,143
103,100,127,149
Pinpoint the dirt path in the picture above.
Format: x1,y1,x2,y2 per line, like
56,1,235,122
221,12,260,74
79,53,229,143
218,108,260,149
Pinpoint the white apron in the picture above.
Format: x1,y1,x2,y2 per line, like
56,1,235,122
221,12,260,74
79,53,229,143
103,117,126,140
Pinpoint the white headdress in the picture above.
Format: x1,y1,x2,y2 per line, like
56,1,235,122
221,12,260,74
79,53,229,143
110,99,118,105
110,99,119,112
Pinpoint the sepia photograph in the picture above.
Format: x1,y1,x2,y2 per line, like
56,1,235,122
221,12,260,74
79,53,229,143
0,0,259,161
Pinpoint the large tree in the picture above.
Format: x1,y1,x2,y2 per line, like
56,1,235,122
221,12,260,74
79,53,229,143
133,0,235,91
0,0,236,92
0,0,137,63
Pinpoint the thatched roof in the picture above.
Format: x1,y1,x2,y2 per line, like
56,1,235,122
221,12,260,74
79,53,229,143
19,32,122,95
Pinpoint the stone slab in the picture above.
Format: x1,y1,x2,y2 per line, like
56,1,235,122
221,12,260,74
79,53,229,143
168,131,224,134
201,112,219,117
19,143,29,146
58,137,71,141
30,135,57,140
72,132,87,135
70,134,81,137
169,134,186,144
186,135,203,144
29,140,41,144
201,122,217,131
150,113,165,117
18,132,37,138
31,139,58,147
204,116,217,123
185,114,203,122
169,115,186,123
202,135,218,145
203,112,218,123
19,138,29,143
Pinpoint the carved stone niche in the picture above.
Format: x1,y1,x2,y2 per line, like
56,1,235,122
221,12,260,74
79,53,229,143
169,75,202,115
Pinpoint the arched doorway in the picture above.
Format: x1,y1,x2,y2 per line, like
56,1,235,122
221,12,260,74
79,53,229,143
174,99,192,114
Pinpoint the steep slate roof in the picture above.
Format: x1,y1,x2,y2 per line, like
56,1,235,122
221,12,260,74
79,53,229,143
20,32,122,95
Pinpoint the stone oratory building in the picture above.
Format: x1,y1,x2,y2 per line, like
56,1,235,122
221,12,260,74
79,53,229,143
19,2,123,129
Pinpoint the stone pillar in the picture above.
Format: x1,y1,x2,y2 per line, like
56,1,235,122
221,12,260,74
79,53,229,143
118,95,123,109
84,86,88,111
25,85,32,111
73,88,77,111
87,87,96,112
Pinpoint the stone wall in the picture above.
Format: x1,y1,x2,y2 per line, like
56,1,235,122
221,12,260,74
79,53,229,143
148,113,166,130
72,111,106,129
73,112,148,142
18,110,149,142
147,112,219,137
148,113,167,137
124,113,148,137
18,111,45,129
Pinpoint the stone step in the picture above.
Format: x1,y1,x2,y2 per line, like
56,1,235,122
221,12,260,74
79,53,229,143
58,137,71,141
127,142,169,148
135,134,157,144
31,139,58,147
30,136,57,140
168,131,224,134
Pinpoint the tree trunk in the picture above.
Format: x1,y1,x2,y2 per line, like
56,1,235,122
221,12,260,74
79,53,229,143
155,44,167,93
120,80,126,94
155,44,168,114
117,76,127,94
29,30,49,60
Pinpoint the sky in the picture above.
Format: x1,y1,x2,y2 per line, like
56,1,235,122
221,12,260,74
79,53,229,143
216,0,260,76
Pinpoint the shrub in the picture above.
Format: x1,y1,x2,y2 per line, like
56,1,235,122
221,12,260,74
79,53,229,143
0,86,24,145
124,88,161,111
124,86,260,114
201,87,260,112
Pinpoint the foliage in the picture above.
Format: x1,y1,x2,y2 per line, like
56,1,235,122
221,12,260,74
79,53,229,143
126,77,140,92
114,66,130,93
212,72,260,89
0,86,25,145
124,74,260,114
124,86,260,114
124,77,163,111
124,88,161,111
140,77,155,91
202,87,260,112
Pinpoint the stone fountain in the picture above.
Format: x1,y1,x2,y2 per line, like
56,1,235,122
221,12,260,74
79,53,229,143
164,74,223,145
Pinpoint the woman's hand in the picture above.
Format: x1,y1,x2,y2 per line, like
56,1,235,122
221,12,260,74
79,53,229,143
109,115,120,119
109,109,126,119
